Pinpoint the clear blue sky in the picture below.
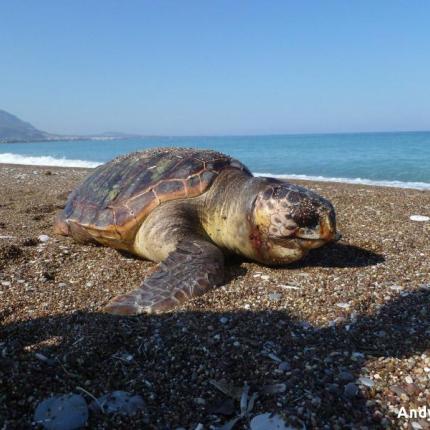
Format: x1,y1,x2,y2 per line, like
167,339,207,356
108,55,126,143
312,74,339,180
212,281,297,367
1,1,429,135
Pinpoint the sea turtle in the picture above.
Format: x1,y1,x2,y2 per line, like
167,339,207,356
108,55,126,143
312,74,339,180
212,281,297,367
54,147,338,315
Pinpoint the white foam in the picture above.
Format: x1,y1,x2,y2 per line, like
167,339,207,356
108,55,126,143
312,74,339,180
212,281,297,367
1,152,429,190
0,153,102,168
255,172,430,190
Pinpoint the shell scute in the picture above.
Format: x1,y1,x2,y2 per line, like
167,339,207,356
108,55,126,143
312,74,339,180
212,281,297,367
60,147,251,246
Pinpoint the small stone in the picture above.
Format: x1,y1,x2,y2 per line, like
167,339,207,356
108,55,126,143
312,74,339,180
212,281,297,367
338,371,354,383
410,215,430,222
336,302,351,309
268,293,281,302
1,281,11,287
92,391,145,416
327,383,340,395
405,375,413,384
58,283,67,288
260,275,270,281
250,413,290,430
34,394,88,430
194,397,206,405
344,383,358,398
38,234,50,243
278,362,290,372
219,317,228,324
404,383,420,396
390,385,407,396
358,377,375,388
351,352,365,361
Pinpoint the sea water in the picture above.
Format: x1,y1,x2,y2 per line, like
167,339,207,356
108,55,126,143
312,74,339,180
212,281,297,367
1,132,430,190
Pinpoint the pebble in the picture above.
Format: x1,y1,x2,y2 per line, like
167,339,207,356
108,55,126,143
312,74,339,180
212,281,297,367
268,293,281,302
250,413,291,430
338,371,354,383
278,362,291,372
34,394,88,430
38,234,50,243
58,283,67,288
343,383,358,398
91,391,145,416
336,302,351,309
357,377,375,388
277,284,300,290
1,281,11,287
219,317,228,324
405,375,414,384
410,215,430,222
351,352,365,361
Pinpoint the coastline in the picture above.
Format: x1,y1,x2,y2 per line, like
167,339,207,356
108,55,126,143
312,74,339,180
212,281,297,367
1,163,430,428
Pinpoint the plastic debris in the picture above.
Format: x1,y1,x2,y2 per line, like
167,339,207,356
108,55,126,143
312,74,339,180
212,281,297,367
91,391,145,416
34,394,88,430
410,215,430,222
250,413,292,430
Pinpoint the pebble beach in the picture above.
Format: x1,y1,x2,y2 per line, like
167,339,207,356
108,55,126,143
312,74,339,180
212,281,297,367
1,164,430,429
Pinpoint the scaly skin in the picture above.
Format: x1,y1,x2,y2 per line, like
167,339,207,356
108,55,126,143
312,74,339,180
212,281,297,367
133,168,336,266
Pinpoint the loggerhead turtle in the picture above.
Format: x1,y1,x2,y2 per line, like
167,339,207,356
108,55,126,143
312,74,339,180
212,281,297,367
54,147,338,315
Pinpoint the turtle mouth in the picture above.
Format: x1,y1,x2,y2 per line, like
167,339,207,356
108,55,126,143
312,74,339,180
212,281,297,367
271,231,341,246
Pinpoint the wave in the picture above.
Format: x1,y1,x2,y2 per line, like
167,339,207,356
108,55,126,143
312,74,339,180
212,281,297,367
0,153,102,168
255,172,430,191
1,152,429,190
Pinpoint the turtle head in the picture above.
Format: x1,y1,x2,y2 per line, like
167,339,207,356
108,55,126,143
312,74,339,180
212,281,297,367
251,181,338,265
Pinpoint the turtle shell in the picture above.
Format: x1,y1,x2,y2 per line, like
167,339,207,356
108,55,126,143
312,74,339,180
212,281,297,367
60,147,251,248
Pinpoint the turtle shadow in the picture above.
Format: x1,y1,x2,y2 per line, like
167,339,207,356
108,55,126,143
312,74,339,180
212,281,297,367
290,242,385,269
2,289,430,428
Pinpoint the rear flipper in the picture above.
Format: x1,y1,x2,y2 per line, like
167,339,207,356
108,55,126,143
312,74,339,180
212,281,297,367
105,239,224,315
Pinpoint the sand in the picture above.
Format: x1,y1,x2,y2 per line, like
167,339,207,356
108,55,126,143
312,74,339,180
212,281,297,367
0,163,430,429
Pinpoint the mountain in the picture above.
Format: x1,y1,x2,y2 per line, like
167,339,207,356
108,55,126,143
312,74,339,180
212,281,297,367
0,108,147,143
0,109,53,142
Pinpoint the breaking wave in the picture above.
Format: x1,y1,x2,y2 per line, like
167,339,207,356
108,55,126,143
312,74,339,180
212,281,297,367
0,153,102,168
255,172,430,191
1,152,429,190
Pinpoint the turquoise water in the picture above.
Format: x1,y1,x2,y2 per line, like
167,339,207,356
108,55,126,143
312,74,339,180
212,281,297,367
1,132,430,189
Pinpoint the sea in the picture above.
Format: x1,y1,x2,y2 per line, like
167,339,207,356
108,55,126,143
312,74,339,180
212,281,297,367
1,131,430,190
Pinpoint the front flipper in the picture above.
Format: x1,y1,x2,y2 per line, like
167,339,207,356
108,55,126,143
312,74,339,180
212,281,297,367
105,239,224,315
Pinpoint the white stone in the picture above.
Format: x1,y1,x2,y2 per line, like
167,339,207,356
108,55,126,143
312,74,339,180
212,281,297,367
410,215,430,222
38,234,50,243
250,413,293,430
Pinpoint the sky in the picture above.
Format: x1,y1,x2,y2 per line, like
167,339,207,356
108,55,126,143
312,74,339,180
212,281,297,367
0,1,429,135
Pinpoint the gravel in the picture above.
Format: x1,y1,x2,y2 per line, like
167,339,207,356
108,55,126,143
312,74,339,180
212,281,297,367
0,164,430,429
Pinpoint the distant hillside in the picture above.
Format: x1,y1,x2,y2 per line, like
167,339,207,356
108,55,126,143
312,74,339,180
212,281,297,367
0,109,148,143
0,109,53,142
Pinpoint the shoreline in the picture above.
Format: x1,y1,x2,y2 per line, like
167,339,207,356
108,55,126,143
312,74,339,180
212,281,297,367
1,162,430,192
1,164,430,428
